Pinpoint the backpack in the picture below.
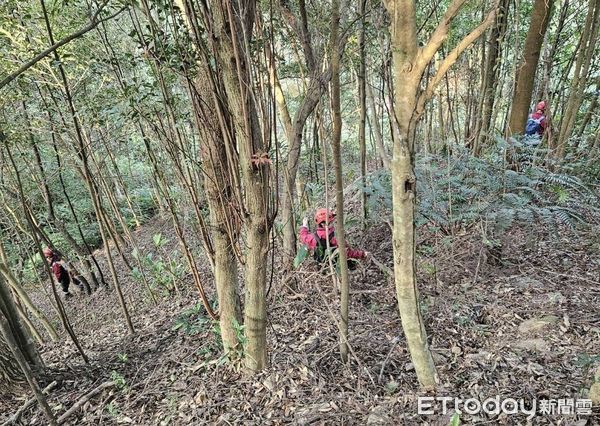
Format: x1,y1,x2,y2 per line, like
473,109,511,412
313,230,335,263
525,116,543,136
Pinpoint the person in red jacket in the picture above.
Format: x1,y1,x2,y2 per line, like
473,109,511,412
43,247,81,298
299,208,368,266
524,101,548,145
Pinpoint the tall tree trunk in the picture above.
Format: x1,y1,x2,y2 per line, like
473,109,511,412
40,0,134,334
385,0,496,388
170,2,245,338
473,0,509,155
203,0,274,371
329,0,350,362
358,0,368,224
556,0,600,158
507,0,554,135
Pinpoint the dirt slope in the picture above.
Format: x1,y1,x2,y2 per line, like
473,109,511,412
2,217,599,425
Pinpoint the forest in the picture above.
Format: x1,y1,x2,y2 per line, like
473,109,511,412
0,0,599,424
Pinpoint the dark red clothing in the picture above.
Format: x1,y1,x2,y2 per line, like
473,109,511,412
529,111,547,135
51,259,66,281
299,225,365,259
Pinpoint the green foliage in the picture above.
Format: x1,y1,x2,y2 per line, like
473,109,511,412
172,303,208,336
131,245,185,298
293,245,309,268
450,412,461,426
105,402,120,418
232,318,247,350
110,370,127,391
359,150,598,239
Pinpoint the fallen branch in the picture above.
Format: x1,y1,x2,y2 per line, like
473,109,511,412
2,381,58,426
57,381,114,424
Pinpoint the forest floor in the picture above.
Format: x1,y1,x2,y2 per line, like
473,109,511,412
1,215,599,425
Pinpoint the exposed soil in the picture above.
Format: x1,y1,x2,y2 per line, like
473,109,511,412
2,216,599,425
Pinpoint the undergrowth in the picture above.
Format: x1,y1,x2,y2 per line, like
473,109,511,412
357,149,599,240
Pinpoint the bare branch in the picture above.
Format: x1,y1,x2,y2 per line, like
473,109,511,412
416,4,498,116
417,0,468,70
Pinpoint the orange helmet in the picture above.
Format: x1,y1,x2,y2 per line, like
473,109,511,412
314,208,335,225
43,247,53,258
536,101,546,111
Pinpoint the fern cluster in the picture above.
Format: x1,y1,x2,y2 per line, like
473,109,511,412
359,149,599,237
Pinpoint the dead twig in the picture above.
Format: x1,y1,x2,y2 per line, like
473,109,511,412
57,381,115,424
2,381,58,426
370,255,393,278
378,337,400,384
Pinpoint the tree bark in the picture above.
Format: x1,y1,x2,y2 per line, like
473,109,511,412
203,0,274,371
329,0,350,363
167,0,244,352
0,269,42,371
472,0,509,155
358,0,368,224
556,0,600,157
384,0,496,389
507,0,554,136
0,308,56,425
0,332,26,395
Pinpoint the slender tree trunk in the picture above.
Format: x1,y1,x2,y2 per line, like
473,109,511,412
473,0,509,155
556,0,600,157
40,0,134,334
358,0,368,224
0,306,56,425
328,0,350,362
385,0,496,388
365,83,391,168
507,0,554,135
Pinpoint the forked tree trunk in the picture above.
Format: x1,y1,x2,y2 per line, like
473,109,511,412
172,0,243,353
205,0,273,371
507,0,554,136
384,0,496,388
